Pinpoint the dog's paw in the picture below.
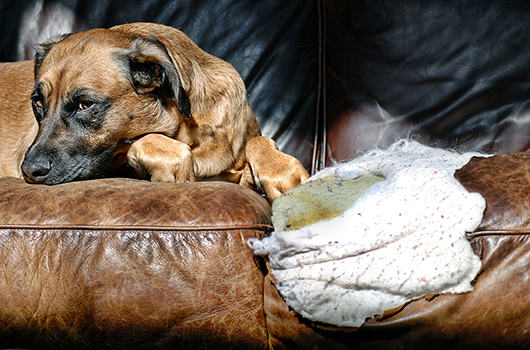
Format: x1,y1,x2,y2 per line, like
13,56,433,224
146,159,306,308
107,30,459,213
245,136,309,203
127,134,196,183
258,159,309,202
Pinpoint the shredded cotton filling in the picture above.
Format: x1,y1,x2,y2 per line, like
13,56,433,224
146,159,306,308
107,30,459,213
249,140,486,328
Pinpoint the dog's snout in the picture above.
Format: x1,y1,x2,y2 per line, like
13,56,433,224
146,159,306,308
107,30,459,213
21,157,52,184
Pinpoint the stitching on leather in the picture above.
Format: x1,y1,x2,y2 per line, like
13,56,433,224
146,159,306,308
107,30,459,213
0,224,274,232
468,230,530,237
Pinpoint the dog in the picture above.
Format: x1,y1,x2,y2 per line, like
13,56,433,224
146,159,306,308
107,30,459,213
0,22,309,202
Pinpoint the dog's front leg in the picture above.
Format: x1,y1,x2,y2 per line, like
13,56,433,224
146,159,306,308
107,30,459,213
245,136,309,203
127,134,196,183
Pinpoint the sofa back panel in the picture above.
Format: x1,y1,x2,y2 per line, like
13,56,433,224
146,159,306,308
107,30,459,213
325,0,530,164
0,227,268,350
0,178,272,229
0,0,320,171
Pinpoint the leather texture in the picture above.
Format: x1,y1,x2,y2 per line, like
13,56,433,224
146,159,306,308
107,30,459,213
0,178,271,349
0,178,272,229
455,153,530,231
325,0,530,164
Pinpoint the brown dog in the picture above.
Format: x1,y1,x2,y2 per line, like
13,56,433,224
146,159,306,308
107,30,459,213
0,22,308,202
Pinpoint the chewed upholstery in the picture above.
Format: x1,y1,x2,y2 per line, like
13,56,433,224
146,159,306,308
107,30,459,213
263,153,530,350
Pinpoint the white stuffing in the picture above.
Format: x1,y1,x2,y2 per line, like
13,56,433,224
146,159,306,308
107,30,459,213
249,140,487,328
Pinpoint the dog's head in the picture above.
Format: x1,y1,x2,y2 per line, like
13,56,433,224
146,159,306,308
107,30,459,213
21,28,191,184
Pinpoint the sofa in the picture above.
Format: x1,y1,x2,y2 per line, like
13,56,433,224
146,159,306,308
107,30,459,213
2,0,530,349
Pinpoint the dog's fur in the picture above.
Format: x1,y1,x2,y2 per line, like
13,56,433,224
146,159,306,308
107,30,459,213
0,60,38,178
0,23,308,202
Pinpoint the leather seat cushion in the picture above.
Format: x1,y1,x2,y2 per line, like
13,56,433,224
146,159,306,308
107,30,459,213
0,178,272,349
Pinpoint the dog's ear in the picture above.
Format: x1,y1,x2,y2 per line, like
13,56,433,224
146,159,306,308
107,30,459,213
34,33,73,78
124,36,191,119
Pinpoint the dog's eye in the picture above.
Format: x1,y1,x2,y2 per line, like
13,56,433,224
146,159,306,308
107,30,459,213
77,100,94,112
33,99,43,109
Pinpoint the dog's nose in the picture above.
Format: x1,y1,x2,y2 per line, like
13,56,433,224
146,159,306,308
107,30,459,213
21,158,52,184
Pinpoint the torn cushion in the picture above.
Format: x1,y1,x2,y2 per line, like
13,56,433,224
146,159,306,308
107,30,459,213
249,140,487,328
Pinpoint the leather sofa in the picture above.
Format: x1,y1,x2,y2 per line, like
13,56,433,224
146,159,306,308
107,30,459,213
2,0,530,349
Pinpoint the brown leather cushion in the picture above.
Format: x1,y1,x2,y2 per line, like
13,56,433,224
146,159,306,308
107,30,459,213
0,177,271,228
265,152,530,350
0,178,272,350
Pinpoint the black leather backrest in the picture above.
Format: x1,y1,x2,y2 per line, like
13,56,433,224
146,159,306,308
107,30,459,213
326,0,530,164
